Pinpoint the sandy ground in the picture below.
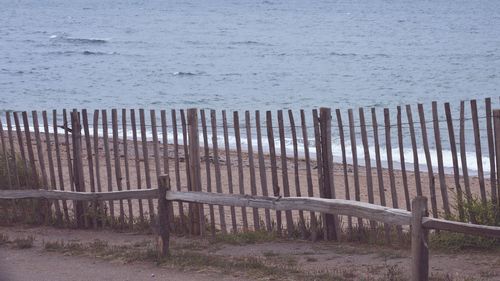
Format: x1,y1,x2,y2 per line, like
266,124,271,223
1,226,499,281
1,131,491,231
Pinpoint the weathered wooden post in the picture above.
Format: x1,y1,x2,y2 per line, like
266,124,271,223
157,174,171,258
411,196,429,281
187,108,203,236
71,110,85,228
319,107,340,241
493,109,500,207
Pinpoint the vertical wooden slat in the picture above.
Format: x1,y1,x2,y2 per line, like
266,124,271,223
302,110,318,240
397,106,411,211
139,109,155,221
161,110,175,230
0,116,15,221
266,111,282,235
406,105,422,196
122,109,134,226
187,108,203,236
411,197,429,281
278,110,294,236
52,110,70,224
70,110,85,228
335,109,352,236
255,110,272,232
13,112,29,181
444,103,464,220
485,98,497,205
22,111,39,188
180,109,194,233
384,108,403,238
211,110,227,233
245,111,260,231
201,109,216,236
417,104,438,218
222,110,238,232
319,108,339,240
459,101,472,203
171,110,185,231
359,108,376,229
32,111,52,224
151,110,170,230
102,109,115,225
432,102,450,217
42,111,63,224
92,110,105,226
6,112,20,190
288,110,306,237
348,109,363,228
112,109,125,225
157,175,171,257
62,110,75,193
471,99,487,204
493,110,500,207
233,111,249,231
371,108,390,241
81,109,97,228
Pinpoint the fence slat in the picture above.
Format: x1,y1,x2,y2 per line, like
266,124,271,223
245,110,260,231
181,109,195,234
417,104,438,218
371,108,390,241
70,111,86,227
336,109,352,237
431,102,450,217
187,108,203,236
53,110,70,224
222,110,238,233
288,110,306,237
92,110,104,224
171,110,185,231
411,197,429,281
397,106,411,211
112,109,125,226
459,101,472,203
406,105,422,196
201,109,216,236
471,100,487,204
102,110,115,225
278,110,294,236
122,109,134,226
22,112,39,189
13,112,29,183
485,98,497,205
161,110,175,230
211,110,228,233
233,111,249,231
61,110,74,195
348,109,363,229
359,108,376,229
140,109,155,222
6,113,21,190
32,111,51,224
266,111,282,235
493,109,500,207
82,109,97,228
0,116,16,221
444,103,464,220
255,110,272,232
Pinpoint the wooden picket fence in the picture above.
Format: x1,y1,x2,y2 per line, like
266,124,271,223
1,174,499,281
1,98,500,241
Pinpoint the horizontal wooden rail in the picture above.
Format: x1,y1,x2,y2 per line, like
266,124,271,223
1,189,499,239
0,189,159,201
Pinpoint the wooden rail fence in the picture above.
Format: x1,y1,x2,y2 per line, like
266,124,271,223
1,98,500,241
1,174,499,281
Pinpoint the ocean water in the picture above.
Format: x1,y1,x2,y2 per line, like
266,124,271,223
1,0,499,111
1,0,500,173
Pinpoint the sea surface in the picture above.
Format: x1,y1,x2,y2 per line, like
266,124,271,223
1,0,500,173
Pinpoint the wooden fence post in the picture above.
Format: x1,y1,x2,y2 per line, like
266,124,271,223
493,109,500,207
411,196,429,281
187,108,202,236
157,174,171,258
319,107,339,241
71,111,85,228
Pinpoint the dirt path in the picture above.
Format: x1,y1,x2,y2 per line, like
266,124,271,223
0,247,243,281
1,226,499,281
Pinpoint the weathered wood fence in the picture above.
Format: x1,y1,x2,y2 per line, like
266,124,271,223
1,174,499,281
1,98,500,241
